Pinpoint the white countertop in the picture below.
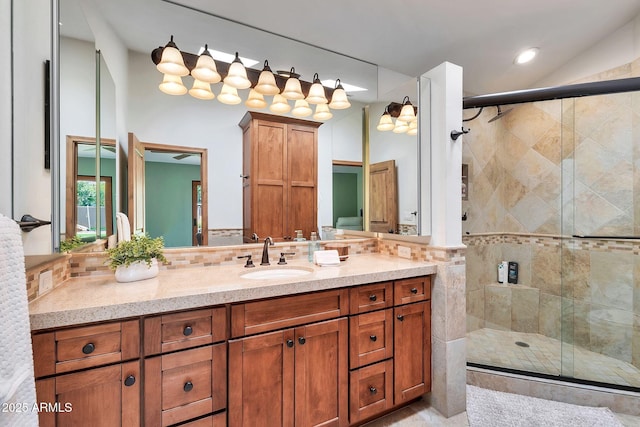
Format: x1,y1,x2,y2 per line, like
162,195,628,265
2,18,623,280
29,254,437,331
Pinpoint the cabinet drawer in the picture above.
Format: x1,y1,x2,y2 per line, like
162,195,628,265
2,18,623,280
349,360,393,423
231,288,349,337
32,320,140,377
349,281,393,314
179,412,226,427
349,309,393,369
394,276,431,306
144,307,227,356
145,344,227,427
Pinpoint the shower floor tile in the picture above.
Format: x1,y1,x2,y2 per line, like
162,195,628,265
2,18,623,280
467,328,640,388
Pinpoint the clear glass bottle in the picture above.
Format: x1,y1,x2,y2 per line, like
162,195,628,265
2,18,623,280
308,231,319,262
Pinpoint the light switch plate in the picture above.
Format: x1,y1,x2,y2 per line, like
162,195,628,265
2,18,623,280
397,245,411,259
39,270,54,295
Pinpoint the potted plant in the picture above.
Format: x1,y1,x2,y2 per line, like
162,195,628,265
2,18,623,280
106,234,167,282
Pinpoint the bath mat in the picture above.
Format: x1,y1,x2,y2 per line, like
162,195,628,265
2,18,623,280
466,384,623,427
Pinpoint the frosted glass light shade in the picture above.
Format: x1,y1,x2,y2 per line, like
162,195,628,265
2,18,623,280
313,103,332,121
292,99,312,117
189,79,215,100
393,119,409,134
217,83,241,105
328,81,350,109
223,52,251,89
270,94,291,113
282,76,304,100
398,103,416,122
376,112,394,131
306,73,327,104
157,39,189,76
254,61,280,95
191,47,221,83
408,120,417,135
245,89,267,109
159,73,187,95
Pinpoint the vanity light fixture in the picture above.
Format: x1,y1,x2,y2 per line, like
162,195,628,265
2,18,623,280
245,89,267,109
157,35,189,76
407,120,417,135
281,68,305,100
189,79,215,100
292,99,312,117
306,73,328,104
217,83,242,105
328,79,351,109
376,108,394,131
398,96,416,122
270,94,291,113
392,119,409,134
190,44,221,83
254,60,280,95
159,73,188,95
313,103,333,121
224,52,252,89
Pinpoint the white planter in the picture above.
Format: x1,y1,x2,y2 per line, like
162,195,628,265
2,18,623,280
114,259,159,283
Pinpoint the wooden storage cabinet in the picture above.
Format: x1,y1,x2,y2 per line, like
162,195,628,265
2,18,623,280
239,112,321,242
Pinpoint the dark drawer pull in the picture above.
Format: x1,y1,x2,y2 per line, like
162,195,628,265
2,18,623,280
397,315,404,322
124,375,136,387
369,386,377,394
82,343,95,354
369,294,377,302
184,381,194,392
369,335,377,342
410,287,418,294
183,325,193,336
298,337,306,345
286,339,294,348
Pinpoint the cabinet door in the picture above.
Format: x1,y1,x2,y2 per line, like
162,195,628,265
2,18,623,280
36,361,140,427
294,318,348,427
287,124,317,239
394,301,431,404
228,329,295,427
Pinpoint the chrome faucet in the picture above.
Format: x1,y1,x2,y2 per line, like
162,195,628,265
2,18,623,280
261,236,274,265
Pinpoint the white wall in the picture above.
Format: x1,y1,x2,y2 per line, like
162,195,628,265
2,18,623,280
0,0,12,218
12,0,51,254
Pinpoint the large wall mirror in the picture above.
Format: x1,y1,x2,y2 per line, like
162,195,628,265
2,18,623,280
51,0,427,252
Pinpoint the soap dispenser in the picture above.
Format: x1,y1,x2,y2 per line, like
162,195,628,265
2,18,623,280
308,231,319,262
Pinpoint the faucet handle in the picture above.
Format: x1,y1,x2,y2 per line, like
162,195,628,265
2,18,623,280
278,252,296,265
237,255,255,268
251,233,259,242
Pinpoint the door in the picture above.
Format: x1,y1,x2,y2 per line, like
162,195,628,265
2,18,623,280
369,160,397,233
294,318,348,427
394,301,430,404
128,133,145,235
228,329,295,427
192,181,202,246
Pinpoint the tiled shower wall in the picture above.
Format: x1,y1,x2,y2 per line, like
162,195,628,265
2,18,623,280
463,58,640,371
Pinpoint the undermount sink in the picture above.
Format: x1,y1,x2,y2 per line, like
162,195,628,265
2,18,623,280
240,267,313,280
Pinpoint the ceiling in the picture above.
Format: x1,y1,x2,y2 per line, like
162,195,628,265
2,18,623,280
62,0,640,101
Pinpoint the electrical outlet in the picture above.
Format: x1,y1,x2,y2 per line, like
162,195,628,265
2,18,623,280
39,270,53,295
397,245,411,259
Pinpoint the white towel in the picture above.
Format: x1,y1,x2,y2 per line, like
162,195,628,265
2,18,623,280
0,214,38,426
116,212,131,243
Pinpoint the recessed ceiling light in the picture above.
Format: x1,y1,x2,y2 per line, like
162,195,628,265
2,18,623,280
197,47,259,68
514,47,539,65
321,79,367,92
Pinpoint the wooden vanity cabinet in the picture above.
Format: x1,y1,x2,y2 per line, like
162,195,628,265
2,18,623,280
239,111,321,242
32,320,141,427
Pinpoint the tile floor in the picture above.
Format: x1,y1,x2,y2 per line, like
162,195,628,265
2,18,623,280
467,328,640,388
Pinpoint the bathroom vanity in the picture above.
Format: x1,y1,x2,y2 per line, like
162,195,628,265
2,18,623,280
29,254,435,426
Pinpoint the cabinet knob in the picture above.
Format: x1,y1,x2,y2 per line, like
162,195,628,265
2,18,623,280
286,339,294,348
82,343,95,354
183,381,194,392
369,294,377,302
369,386,377,394
410,287,418,294
397,314,404,322
369,335,377,342
183,325,193,336
124,375,136,387
298,337,306,345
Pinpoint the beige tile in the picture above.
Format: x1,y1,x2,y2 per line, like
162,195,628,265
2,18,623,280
511,287,539,333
